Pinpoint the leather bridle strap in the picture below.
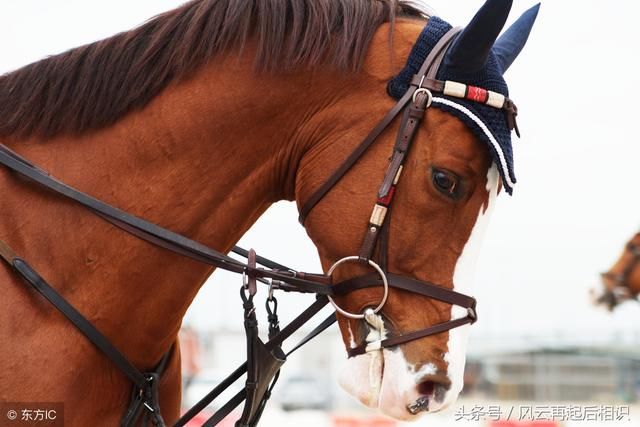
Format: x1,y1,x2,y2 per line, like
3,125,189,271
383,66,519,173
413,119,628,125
297,26,461,226
174,297,336,427
333,273,476,307
0,145,332,295
333,273,477,358
357,90,429,261
348,316,473,358
297,88,413,225
0,243,170,426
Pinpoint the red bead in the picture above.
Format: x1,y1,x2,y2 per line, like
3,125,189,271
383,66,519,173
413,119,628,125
377,186,396,206
466,86,488,103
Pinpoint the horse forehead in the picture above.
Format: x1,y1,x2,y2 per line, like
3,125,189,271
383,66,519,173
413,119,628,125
417,109,490,167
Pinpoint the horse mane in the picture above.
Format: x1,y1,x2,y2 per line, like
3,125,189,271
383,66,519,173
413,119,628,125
0,0,428,139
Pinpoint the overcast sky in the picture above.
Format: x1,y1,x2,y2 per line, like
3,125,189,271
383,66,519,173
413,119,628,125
1,1,638,346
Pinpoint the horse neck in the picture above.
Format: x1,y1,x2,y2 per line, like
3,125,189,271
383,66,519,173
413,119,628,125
0,54,358,367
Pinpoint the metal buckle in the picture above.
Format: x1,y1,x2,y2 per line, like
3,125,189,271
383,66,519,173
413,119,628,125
412,88,433,106
412,77,433,106
326,256,389,319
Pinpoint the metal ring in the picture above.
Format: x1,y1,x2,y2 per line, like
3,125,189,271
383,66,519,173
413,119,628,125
327,256,389,319
412,88,433,107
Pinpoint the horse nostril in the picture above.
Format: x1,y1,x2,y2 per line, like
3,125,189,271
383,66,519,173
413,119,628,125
417,375,451,402
417,380,435,396
408,377,451,415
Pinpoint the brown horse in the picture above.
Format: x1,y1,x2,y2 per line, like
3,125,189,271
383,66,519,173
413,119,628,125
0,0,537,424
595,232,640,310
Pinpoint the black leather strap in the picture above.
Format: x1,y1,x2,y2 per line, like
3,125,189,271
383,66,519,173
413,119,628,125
10,256,148,389
297,88,414,225
347,315,475,358
333,273,477,358
174,297,335,427
298,27,462,226
0,248,170,426
0,145,332,295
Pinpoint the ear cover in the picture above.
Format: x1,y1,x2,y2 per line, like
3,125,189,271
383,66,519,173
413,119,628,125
444,0,513,73
493,3,541,73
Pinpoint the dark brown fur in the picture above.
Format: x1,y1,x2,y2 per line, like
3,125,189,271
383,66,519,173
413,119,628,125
0,0,426,139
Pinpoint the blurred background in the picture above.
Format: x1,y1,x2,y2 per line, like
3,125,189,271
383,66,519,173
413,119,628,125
2,1,639,426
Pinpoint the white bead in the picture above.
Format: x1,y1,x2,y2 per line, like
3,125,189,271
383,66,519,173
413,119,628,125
444,81,467,98
486,91,506,109
369,205,387,227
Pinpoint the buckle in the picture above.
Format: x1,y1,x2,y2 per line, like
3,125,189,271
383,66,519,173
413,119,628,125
412,87,433,106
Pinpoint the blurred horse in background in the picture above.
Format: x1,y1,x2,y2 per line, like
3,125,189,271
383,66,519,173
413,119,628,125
595,232,640,310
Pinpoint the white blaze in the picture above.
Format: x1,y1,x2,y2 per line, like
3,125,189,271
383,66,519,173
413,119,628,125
442,163,499,408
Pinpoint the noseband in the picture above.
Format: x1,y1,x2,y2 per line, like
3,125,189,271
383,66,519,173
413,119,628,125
0,25,518,427
600,241,640,308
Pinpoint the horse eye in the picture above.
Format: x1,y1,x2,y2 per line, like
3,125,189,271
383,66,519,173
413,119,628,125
431,168,460,199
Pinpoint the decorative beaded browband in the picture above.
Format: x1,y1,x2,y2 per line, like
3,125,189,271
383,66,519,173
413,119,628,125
410,75,520,136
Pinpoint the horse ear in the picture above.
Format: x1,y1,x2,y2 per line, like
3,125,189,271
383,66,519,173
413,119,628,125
493,3,541,73
445,0,513,73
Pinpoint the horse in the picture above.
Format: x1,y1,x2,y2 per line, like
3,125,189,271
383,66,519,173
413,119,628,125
0,0,538,424
595,232,640,310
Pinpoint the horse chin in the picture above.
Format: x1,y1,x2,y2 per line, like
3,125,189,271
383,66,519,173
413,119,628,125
338,348,454,421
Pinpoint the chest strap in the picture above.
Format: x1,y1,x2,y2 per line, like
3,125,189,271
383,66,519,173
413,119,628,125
0,240,172,426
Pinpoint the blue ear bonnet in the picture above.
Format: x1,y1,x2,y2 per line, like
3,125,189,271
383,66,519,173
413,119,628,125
388,17,516,194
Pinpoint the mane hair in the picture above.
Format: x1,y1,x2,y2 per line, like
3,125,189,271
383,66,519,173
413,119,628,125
0,0,428,139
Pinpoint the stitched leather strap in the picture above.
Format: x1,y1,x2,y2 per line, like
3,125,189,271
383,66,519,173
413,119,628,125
0,245,172,426
347,315,474,358
297,87,414,224
174,298,335,427
297,27,462,226
333,273,476,308
333,273,477,358
0,145,333,295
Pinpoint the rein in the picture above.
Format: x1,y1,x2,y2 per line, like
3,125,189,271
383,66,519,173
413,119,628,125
0,24,516,426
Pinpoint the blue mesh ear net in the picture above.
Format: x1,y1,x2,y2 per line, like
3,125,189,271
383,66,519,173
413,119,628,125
388,17,516,194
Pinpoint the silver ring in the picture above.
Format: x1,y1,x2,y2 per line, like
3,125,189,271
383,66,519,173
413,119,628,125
327,256,389,319
412,88,433,107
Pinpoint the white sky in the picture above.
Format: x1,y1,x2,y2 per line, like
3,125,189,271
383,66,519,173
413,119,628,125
1,1,639,346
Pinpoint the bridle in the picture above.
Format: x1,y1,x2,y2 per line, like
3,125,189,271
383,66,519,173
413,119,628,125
599,239,640,309
0,25,518,427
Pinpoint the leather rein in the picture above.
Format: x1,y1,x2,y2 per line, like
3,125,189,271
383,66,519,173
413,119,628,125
0,26,512,426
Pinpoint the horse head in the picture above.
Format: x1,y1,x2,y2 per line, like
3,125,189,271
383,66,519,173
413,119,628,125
595,232,640,310
297,0,539,419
